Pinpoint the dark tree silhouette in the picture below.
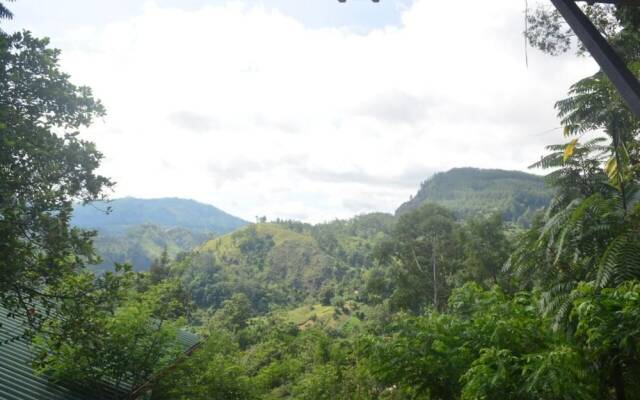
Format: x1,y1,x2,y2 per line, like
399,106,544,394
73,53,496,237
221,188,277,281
0,1,14,20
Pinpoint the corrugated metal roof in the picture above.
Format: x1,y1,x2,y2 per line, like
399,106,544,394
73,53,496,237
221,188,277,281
0,306,200,400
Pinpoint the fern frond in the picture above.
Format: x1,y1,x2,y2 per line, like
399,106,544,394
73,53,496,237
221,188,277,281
596,231,640,287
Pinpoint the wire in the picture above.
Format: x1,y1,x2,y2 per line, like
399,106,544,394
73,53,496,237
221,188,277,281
524,0,529,68
528,126,562,137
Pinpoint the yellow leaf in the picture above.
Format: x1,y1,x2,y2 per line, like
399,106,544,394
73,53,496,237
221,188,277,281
563,139,578,162
605,158,617,179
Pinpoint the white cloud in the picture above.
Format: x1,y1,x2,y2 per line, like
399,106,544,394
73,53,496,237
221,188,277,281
53,0,596,222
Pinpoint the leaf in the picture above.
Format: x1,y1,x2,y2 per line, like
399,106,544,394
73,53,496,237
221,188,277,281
604,158,617,180
563,139,578,161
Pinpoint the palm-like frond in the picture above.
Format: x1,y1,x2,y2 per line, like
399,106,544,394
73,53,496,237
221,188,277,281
507,193,636,328
540,281,586,330
0,1,14,20
510,55,640,331
596,229,640,287
556,70,640,139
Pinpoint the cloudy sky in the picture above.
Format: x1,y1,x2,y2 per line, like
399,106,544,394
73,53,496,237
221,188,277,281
5,0,597,222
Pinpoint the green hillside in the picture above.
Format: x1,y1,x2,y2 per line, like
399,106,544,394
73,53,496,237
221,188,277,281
92,224,214,272
396,168,552,225
72,197,247,271
176,215,395,313
73,197,248,235
182,223,335,311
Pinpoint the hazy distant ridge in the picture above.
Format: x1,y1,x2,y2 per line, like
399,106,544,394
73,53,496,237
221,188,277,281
72,197,248,271
72,197,248,235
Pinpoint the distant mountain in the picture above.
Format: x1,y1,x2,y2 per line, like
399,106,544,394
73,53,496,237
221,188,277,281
72,197,248,235
396,168,552,225
72,197,248,271
92,224,214,272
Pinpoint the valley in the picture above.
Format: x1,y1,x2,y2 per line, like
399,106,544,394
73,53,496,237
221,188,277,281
3,2,640,399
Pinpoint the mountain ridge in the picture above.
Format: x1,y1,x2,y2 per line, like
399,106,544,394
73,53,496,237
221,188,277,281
72,197,248,235
72,197,248,271
396,167,552,225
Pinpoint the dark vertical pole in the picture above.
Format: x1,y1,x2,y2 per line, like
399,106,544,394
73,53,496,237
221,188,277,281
550,0,640,118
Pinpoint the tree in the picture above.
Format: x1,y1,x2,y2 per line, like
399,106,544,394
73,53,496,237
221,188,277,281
458,213,512,287
211,293,254,332
0,30,111,336
525,3,639,59
33,275,185,392
376,203,462,312
507,72,640,328
150,247,172,284
151,332,256,400
571,281,640,400
0,0,14,21
361,284,594,400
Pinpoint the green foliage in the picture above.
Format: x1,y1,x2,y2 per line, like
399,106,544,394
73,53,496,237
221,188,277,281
5,4,640,398
154,314,375,400
508,62,640,328
211,293,254,332
150,247,172,284
507,193,635,326
177,216,394,314
92,223,214,272
376,203,462,311
0,30,110,337
530,138,611,211
362,284,594,400
33,272,185,391
152,332,256,400
525,3,640,58
571,281,640,399
397,168,552,226
73,197,248,272
279,304,341,329
458,213,513,287
506,12,640,397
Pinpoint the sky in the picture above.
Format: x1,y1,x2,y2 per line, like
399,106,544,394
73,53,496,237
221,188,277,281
4,0,598,223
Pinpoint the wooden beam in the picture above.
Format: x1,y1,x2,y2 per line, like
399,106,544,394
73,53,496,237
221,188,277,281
576,0,640,4
551,0,640,118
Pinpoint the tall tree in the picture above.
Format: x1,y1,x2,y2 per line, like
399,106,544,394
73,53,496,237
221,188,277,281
0,30,111,336
376,203,461,312
458,213,512,287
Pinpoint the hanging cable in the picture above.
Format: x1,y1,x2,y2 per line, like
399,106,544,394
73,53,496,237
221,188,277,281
524,0,530,68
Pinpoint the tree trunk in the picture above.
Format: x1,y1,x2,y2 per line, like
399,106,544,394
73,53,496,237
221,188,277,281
432,235,437,309
612,125,628,215
613,360,626,400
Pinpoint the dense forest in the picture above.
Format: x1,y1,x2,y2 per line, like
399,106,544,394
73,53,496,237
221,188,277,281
91,224,214,273
2,1,640,400
396,168,552,226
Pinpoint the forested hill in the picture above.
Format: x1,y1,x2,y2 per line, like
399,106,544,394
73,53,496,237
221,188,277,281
72,197,248,234
72,197,248,271
176,214,396,312
396,168,552,225
91,224,214,272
